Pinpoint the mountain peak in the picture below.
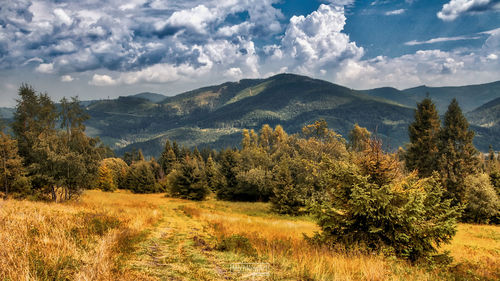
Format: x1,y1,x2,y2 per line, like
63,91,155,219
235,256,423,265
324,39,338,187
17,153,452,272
130,92,167,103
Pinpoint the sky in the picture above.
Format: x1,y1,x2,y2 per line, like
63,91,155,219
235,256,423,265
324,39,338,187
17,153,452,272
0,0,499,106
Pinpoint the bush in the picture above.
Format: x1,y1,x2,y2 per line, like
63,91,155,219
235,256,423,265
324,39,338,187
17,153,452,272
463,173,500,224
308,157,460,261
168,157,209,201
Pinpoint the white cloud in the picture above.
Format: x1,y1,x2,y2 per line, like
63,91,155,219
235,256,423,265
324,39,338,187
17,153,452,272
273,4,363,76
53,8,73,26
437,0,499,21
487,53,498,60
89,74,117,86
159,5,218,34
36,63,54,74
224,67,243,79
385,9,406,15
60,75,74,82
335,47,500,89
324,0,355,6
405,35,482,45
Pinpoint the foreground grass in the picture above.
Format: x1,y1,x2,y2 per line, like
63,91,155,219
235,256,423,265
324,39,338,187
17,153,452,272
0,190,498,280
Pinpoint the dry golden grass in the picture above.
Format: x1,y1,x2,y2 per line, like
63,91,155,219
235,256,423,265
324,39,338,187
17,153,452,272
0,190,164,281
1,190,499,281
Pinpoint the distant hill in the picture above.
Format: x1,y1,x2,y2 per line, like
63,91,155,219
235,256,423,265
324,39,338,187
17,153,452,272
131,92,167,103
467,97,500,151
85,74,415,157
362,80,500,113
0,107,14,119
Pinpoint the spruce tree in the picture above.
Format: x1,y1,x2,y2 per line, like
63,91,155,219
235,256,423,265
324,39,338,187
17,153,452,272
168,156,209,201
96,164,116,192
0,132,29,197
160,140,177,175
405,97,441,178
438,98,479,205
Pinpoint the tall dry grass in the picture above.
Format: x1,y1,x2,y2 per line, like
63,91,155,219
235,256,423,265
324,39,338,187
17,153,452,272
0,190,164,281
182,201,500,281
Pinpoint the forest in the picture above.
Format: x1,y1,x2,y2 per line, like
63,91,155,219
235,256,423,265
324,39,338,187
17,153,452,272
1,85,499,280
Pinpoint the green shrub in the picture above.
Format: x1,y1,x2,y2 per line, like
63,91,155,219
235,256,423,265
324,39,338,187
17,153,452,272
308,158,460,261
463,173,500,224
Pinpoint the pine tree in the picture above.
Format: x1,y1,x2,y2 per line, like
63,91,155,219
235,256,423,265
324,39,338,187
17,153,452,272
96,164,116,192
12,84,57,167
0,132,30,197
204,155,220,192
100,158,129,189
124,160,160,193
437,98,479,205
405,98,441,178
168,156,209,201
486,145,497,173
215,149,240,200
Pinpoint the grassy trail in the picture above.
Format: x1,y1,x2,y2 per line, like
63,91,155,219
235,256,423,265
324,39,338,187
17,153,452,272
130,202,224,280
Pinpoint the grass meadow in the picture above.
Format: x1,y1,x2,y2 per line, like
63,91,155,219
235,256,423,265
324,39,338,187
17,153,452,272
0,190,498,280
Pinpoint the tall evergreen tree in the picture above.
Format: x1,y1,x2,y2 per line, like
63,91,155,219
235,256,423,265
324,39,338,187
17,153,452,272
160,140,177,176
405,97,441,178
0,131,29,197
438,98,479,205
168,156,209,201
12,84,57,166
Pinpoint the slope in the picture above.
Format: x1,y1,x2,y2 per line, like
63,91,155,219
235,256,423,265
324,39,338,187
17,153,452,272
87,74,415,157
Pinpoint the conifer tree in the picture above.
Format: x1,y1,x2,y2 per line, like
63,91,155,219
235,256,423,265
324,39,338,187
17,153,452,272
205,155,220,191
168,156,209,201
96,164,116,192
124,160,160,193
405,98,441,178
12,84,57,167
160,140,177,175
437,98,479,204
486,145,497,173
0,131,29,197
215,149,240,200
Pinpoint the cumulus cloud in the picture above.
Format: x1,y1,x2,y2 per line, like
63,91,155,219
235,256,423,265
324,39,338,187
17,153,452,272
36,63,54,73
1,0,499,96
89,74,117,86
487,53,498,60
335,46,500,89
266,4,363,77
437,0,500,21
60,75,74,82
0,0,282,78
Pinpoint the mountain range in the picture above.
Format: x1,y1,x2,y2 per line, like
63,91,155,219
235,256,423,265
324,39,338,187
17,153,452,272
1,73,499,157
78,73,499,157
